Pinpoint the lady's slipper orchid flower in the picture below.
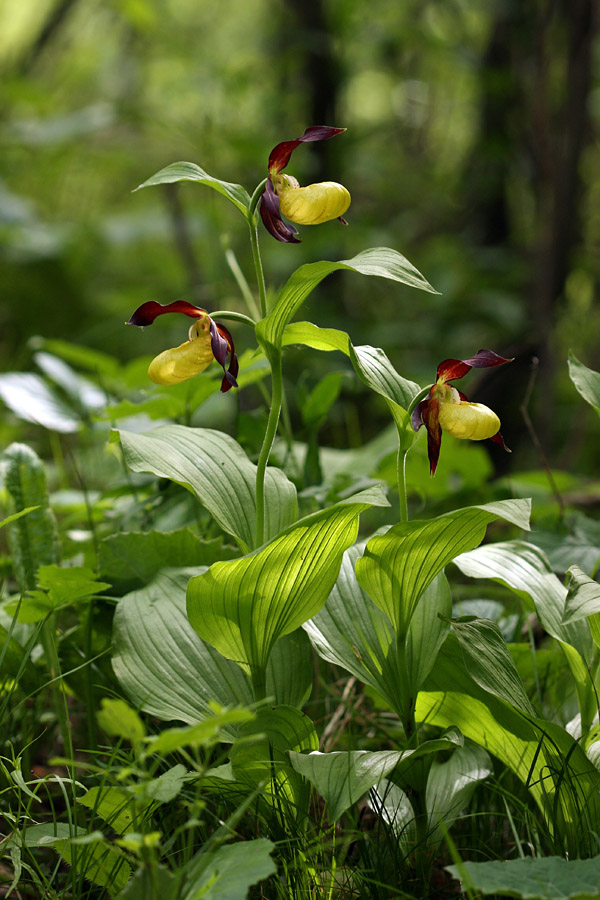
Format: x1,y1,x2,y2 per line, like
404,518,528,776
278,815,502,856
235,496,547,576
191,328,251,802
260,125,351,243
127,300,238,392
412,349,511,475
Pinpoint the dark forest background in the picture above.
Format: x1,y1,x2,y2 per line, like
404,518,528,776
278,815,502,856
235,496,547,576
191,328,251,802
1,0,599,479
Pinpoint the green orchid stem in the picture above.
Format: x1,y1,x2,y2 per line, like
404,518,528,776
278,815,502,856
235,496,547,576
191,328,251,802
249,177,268,217
251,666,267,703
255,353,283,548
208,310,256,327
397,447,408,523
249,221,268,319
40,617,75,774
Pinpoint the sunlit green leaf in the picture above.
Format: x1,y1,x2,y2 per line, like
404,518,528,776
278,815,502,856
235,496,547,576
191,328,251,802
230,706,318,819
97,698,145,746
187,487,389,676
451,617,535,715
257,248,438,359
182,838,276,900
134,161,251,218
305,543,450,719
568,352,600,416
356,500,531,639
417,635,600,855
117,425,298,552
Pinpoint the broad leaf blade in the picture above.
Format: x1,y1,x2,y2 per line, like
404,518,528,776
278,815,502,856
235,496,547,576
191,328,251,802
447,855,600,900
187,487,388,674
417,634,600,855
453,541,593,660
257,248,438,358
451,617,535,715
563,565,600,625
230,707,318,820
568,352,600,416
117,425,297,551
134,161,251,218
112,569,253,738
182,839,276,900
356,500,531,638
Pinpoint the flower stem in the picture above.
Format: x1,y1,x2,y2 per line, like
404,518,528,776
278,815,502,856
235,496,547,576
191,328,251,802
208,309,256,327
255,353,283,548
249,221,268,319
397,447,408,522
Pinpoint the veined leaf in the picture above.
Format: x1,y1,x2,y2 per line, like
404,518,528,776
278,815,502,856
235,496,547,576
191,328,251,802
453,539,598,741
257,248,438,359
563,565,600,625
117,425,297,552
451,617,536,716
289,731,461,823
447,855,600,900
181,838,276,900
112,569,310,737
568,352,600,416
230,707,318,820
187,487,388,676
305,543,450,720
417,635,600,855
134,161,251,218
356,499,531,639
374,743,492,846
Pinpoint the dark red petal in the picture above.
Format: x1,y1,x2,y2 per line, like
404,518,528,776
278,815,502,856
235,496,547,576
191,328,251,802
489,431,511,452
259,180,300,243
268,126,346,173
436,359,472,383
127,300,207,327
419,398,442,476
456,388,469,402
338,216,349,225
222,351,239,393
437,349,513,383
462,349,513,369
411,398,428,431
213,322,239,393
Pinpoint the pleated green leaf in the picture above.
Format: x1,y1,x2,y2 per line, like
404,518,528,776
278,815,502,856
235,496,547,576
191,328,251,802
257,248,438,359
305,543,450,719
563,565,600,625
112,569,312,739
187,487,388,674
112,569,251,738
117,425,297,552
230,706,318,819
451,617,535,715
283,321,350,354
417,635,600,855
568,351,600,417
282,322,422,450
289,731,462,823
356,500,531,639
134,161,251,218
447,855,600,900
374,743,492,846
182,839,276,900
453,539,594,708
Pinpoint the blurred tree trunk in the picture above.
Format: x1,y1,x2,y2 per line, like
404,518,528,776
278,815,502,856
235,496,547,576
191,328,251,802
284,0,341,178
468,0,597,463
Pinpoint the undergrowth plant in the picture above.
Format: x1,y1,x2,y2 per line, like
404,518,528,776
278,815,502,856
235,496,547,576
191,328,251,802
2,127,600,899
